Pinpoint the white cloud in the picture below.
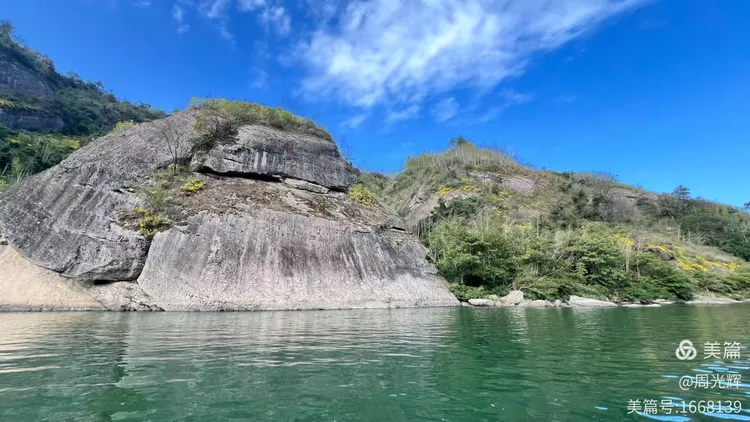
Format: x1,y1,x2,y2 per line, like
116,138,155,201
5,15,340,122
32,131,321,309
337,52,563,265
237,0,265,12
469,89,533,123
201,0,232,19
259,6,291,36
341,113,369,129
133,0,152,8
250,67,269,88
432,97,458,122
173,4,191,34
500,89,533,105
386,104,420,123
299,0,644,110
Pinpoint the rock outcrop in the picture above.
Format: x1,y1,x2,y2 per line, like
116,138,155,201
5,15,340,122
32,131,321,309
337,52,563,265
0,111,458,311
0,49,54,100
0,48,64,131
0,107,64,131
0,111,197,280
191,125,354,191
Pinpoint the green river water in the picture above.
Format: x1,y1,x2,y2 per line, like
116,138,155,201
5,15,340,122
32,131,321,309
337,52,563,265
0,306,749,421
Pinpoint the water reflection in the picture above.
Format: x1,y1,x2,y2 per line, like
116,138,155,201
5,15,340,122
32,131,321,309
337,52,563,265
0,306,748,421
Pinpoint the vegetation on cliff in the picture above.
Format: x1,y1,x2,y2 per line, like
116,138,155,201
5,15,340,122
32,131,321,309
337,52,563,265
0,21,165,191
376,139,750,302
190,98,333,150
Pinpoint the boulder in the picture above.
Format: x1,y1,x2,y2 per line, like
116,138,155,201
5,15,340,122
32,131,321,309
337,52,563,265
191,125,355,191
0,232,7,246
552,299,563,308
499,290,525,306
522,299,551,308
568,295,617,308
467,299,495,307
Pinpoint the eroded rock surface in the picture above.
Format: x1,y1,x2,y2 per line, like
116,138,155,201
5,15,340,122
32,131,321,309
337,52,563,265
192,125,355,191
0,108,63,131
0,111,197,280
136,210,457,310
0,112,458,311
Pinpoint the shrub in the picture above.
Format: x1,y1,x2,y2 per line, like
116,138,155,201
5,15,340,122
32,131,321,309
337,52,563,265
348,183,377,206
118,208,170,239
138,215,169,239
449,283,487,300
190,98,333,149
111,120,136,135
181,179,206,193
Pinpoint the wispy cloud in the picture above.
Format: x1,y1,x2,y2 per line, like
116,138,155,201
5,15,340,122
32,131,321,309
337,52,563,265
237,0,265,12
386,105,421,123
299,0,644,114
341,113,369,129
469,89,534,123
559,95,578,103
171,0,290,41
173,4,190,34
259,6,291,36
249,67,269,89
133,0,152,8
432,98,459,122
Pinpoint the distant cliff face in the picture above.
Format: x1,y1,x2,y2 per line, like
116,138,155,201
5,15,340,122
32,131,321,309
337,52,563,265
0,50,54,100
0,111,458,311
0,49,63,131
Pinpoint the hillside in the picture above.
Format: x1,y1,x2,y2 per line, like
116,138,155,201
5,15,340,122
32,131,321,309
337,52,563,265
0,21,165,190
358,137,750,302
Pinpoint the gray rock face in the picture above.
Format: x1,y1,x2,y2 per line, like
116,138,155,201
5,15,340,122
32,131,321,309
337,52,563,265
0,50,54,100
192,125,355,191
0,108,63,131
283,177,329,194
0,112,458,310
0,112,197,280
137,211,458,311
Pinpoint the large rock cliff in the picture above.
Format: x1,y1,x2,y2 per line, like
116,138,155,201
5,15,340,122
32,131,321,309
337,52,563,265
0,110,458,311
0,48,64,131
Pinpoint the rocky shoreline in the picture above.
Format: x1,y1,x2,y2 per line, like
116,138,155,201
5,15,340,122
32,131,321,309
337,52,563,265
462,291,750,308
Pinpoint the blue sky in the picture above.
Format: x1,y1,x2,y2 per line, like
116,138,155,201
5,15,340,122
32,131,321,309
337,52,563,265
3,0,749,206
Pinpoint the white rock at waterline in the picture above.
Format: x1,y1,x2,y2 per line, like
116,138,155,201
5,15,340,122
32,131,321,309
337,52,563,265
521,299,551,308
499,290,525,306
468,298,495,307
568,295,617,308
621,303,662,308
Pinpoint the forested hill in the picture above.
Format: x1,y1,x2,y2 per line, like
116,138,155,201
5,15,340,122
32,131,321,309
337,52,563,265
356,138,750,303
0,20,165,190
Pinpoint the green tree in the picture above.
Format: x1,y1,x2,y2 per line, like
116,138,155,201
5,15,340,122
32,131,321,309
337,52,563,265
672,185,691,200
